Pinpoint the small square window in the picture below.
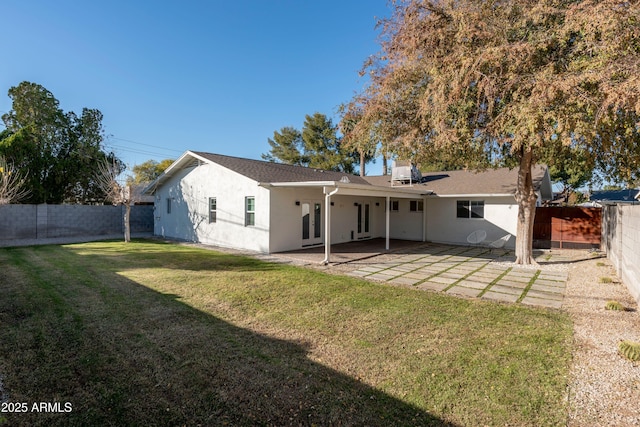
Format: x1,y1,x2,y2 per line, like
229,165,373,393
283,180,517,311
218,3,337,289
409,200,423,212
245,196,255,226
390,200,399,211
209,197,217,223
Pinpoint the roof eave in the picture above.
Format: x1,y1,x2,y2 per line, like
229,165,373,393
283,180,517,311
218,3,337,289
143,150,211,195
427,193,515,198
262,181,433,197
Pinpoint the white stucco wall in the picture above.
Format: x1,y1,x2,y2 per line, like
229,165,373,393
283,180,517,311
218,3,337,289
268,190,388,253
269,187,325,253
153,163,271,252
388,198,426,241
153,164,521,253
425,196,517,248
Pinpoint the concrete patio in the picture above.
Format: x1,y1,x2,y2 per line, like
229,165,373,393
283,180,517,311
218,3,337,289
276,239,578,309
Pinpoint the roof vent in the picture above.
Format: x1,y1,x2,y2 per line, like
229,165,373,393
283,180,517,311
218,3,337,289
340,176,350,183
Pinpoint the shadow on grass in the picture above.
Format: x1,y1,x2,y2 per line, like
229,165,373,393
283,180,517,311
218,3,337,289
0,244,456,426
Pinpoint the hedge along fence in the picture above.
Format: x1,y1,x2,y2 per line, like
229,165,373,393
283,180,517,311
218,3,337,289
602,204,640,304
0,204,153,241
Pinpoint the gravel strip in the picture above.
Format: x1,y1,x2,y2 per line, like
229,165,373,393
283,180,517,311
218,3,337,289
565,255,640,426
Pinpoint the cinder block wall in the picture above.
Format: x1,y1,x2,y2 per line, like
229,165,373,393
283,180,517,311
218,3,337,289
46,205,123,238
602,204,640,304
0,204,153,241
0,204,38,239
128,205,154,232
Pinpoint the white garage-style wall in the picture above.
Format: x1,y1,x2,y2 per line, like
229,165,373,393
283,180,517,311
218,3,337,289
153,162,271,252
425,196,517,248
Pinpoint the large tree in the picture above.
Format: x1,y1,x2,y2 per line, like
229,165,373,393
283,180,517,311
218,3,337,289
261,126,306,165
0,81,119,204
128,159,174,185
263,113,361,173
355,0,640,264
338,103,378,176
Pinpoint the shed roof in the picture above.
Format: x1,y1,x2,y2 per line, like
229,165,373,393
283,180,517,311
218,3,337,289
590,189,640,203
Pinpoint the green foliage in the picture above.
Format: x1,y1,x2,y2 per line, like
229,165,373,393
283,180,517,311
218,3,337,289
539,141,595,200
605,301,625,311
262,113,359,173
128,159,174,185
0,81,121,204
600,277,613,284
619,341,640,362
302,112,356,173
261,126,305,165
594,110,640,187
337,102,377,175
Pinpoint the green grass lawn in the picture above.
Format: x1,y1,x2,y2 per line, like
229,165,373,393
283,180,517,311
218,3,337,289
0,240,573,426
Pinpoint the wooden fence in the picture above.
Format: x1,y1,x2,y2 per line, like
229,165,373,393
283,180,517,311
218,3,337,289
533,207,601,249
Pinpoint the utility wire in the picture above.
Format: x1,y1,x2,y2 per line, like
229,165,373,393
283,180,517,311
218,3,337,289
108,136,183,154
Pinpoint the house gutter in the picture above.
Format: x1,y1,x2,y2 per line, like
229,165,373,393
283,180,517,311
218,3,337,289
427,193,514,198
322,185,340,265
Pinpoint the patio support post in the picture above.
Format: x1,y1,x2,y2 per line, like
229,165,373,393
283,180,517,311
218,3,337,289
422,196,427,242
322,186,339,264
385,196,390,251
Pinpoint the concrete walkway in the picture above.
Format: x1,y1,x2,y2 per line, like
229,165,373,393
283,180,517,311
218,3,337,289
343,244,569,309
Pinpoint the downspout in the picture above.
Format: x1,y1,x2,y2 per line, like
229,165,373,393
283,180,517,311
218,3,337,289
322,186,339,264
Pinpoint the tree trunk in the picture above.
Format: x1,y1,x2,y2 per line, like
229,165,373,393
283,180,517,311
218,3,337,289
359,150,365,177
382,154,388,175
514,147,538,265
124,203,131,243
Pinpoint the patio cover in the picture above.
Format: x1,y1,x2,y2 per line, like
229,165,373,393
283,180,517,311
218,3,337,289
261,181,433,264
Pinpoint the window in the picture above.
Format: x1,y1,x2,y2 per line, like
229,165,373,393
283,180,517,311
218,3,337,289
209,197,217,223
166,198,172,214
245,196,255,226
456,200,484,219
389,200,399,211
409,200,424,212
470,201,484,218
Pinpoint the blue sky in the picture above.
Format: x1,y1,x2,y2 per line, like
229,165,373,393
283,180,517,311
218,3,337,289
1,0,390,175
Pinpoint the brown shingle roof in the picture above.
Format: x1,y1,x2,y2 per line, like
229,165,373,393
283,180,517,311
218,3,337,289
363,166,549,196
192,152,370,185
146,151,549,199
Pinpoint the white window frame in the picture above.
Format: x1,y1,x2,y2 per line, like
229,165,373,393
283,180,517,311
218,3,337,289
209,197,217,223
389,200,399,212
245,196,255,226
